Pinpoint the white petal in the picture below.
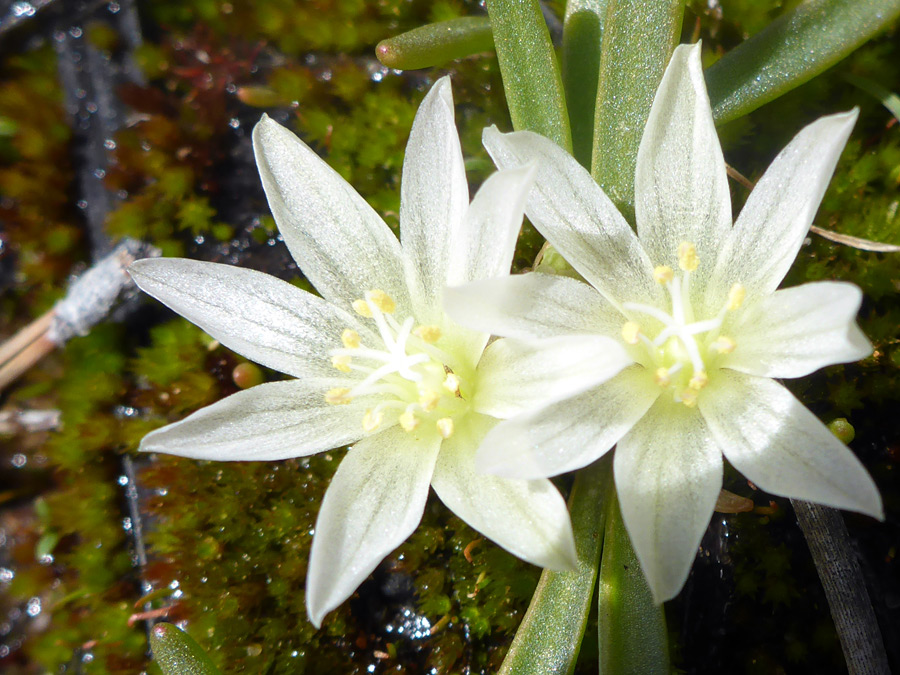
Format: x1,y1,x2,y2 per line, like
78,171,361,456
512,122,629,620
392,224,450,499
708,109,858,302
139,379,372,460
446,164,537,287
614,397,722,603
252,115,410,314
635,42,731,302
477,366,659,479
483,127,664,311
700,370,883,519
306,426,441,627
129,258,371,379
400,77,469,321
431,414,577,571
724,281,871,378
473,335,633,419
444,273,625,340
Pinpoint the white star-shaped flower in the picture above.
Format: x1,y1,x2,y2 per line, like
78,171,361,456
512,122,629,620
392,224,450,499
445,44,883,602
129,78,583,627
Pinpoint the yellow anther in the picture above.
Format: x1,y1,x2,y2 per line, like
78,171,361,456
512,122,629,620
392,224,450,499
443,372,461,396
352,299,372,317
711,336,736,354
325,387,352,405
677,242,699,272
689,370,709,390
366,289,395,314
362,409,383,432
413,324,442,343
331,354,352,373
419,389,440,412
653,265,674,284
341,329,361,349
727,284,745,311
436,417,454,439
680,389,699,408
654,367,671,387
399,408,420,432
622,322,641,345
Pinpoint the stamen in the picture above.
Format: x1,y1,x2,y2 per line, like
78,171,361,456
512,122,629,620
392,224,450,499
419,389,440,412
711,336,736,354
352,299,372,317
413,325,441,343
331,354,352,373
677,242,699,272
443,372,461,396
366,289,395,314
727,284,745,310
622,322,641,345
654,367,671,387
399,406,419,432
341,329,361,349
680,389,699,408
689,371,709,390
653,265,674,284
436,418,454,439
325,387,352,405
362,408,384,432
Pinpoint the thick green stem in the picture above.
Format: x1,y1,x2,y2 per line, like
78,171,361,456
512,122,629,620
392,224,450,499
486,0,572,150
707,0,900,125
562,0,609,168
591,0,683,221
375,17,494,70
598,491,670,675
498,458,611,675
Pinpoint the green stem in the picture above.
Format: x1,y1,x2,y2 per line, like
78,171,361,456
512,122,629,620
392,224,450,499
706,0,900,125
486,0,572,151
374,17,494,70
598,490,670,675
591,0,683,222
498,458,611,675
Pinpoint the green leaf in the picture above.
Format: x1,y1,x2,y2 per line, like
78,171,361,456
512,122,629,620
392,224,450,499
598,491,670,675
591,0,684,221
845,73,900,121
706,0,900,125
374,17,494,70
562,0,609,167
498,458,610,675
486,0,572,151
150,623,222,675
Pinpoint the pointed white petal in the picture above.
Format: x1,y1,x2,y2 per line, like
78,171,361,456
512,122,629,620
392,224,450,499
635,42,731,302
129,258,371,379
700,370,883,519
446,164,536,286
614,397,722,603
708,109,858,302
477,366,659,479
306,426,441,627
252,115,410,314
444,273,625,340
139,379,373,460
483,127,664,311
431,414,577,571
400,77,469,321
724,281,872,378
473,335,633,419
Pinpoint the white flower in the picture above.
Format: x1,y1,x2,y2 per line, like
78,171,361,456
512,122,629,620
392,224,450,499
444,44,883,603
128,78,583,627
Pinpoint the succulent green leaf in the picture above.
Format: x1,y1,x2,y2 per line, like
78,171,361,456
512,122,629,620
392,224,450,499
150,623,222,675
598,491,670,675
844,73,900,121
498,458,610,675
706,0,900,125
591,0,684,222
375,17,494,70
486,0,572,151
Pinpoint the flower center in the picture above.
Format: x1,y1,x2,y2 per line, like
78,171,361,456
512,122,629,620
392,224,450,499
620,242,744,407
323,289,468,438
